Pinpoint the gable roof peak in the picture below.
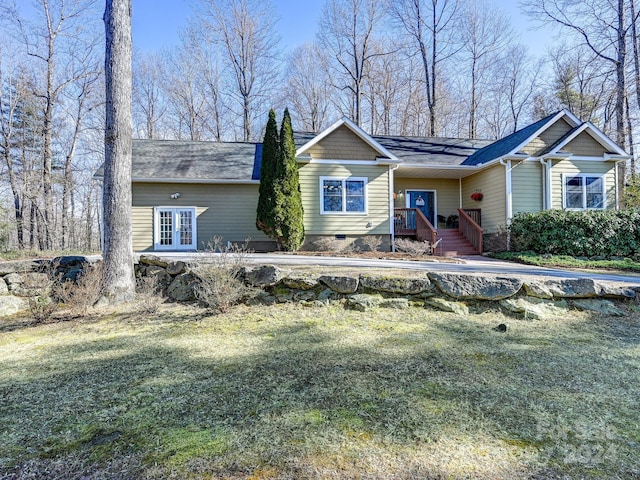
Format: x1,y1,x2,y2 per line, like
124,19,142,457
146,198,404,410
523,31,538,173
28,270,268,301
295,117,399,161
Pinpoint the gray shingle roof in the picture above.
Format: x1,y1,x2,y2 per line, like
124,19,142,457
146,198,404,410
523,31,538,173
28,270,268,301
103,114,575,182
462,112,559,166
130,139,260,181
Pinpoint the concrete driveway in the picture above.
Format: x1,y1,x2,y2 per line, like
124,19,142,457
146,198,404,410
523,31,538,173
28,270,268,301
140,252,640,286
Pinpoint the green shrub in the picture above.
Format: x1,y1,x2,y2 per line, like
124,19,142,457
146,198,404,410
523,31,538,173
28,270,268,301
509,209,640,257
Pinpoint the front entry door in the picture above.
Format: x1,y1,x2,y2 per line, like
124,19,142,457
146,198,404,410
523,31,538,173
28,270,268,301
155,207,197,250
407,190,435,227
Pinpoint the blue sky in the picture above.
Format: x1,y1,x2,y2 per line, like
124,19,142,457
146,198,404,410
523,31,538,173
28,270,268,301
131,0,553,56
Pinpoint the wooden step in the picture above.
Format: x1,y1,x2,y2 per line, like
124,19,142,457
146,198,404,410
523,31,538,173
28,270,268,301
435,229,479,256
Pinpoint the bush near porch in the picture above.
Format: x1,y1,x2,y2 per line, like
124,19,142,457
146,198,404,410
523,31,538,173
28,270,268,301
509,209,640,258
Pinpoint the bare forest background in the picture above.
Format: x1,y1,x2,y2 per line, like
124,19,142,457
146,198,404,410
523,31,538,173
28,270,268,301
1,0,640,252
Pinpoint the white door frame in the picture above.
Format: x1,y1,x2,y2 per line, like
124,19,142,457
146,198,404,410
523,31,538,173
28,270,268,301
153,207,198,251
405,189,438,228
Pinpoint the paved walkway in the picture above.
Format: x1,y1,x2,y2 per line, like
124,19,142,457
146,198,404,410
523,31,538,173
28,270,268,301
143,252,640,286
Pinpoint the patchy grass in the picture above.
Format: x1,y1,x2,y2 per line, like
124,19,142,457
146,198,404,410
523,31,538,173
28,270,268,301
1,303,640,479
491,251,640,276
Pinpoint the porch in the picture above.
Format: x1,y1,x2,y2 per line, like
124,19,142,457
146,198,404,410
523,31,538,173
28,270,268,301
394,208,483,256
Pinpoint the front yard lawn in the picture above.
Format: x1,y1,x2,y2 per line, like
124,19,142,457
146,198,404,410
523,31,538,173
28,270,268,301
491,251,640,276
1,303,639,479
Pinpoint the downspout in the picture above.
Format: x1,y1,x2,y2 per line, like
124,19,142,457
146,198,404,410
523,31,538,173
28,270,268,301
389,164,399,252
499,158,512,251
499,158,513,224
539,157,552,210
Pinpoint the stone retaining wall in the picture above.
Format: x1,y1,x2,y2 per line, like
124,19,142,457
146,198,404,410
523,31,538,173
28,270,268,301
1,254,638,319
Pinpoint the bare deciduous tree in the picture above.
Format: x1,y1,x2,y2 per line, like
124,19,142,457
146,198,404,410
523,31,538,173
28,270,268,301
319,0,385,128
196,0,281,141
388,0,460,136
102,0,135,303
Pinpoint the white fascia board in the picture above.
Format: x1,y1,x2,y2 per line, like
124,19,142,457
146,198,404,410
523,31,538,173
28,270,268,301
508,111,568,156
132,177,259,184
604,153,632,161
295,117,399,162
584,122,629,156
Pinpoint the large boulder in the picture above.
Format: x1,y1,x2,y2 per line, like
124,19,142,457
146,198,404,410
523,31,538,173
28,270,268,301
596,283,636,300
572,299,625,316
500,297,568,320
138,254,169,268
319,275,359,294
166,273,198,302
429,273,522,300
244,265,284,287
359,275,432,295
282,274,319,290
0,260,38,276
425,297,469,315
345,293,383,311
166,260,187,276
523,278,601,299
4,272,50,297
0,278,8,295
0,295,28,316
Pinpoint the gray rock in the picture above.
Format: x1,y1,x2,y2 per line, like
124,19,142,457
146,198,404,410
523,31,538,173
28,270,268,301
500,297,568,320
0,295,28,316
282,274,319,290
145,265,166,276
524,278,601,299
4,273,24,286
293,290,317,302
0,260,38,276
429,273,522,300
246,291,277,306
0,279,8,296
166,260,187,276
244,265,284,287
572,299,625,316
425,297,469,315
317,288,337,302
51,255,88,268
319,275,359,294
380,298,410,309
597,283,636,299
346,293,383,311
138,254,169,268
166,273,198,302
360,275,432,295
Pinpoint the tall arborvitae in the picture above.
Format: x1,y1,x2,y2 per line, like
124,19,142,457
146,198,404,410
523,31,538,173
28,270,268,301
256,109,279,239
274,108,305,251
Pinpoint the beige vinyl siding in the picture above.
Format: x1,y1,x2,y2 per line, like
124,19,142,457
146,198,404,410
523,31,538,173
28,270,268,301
550,160,616,210
132,182,270,251
307,125,379,160
461,164,506,233
394,178,460,221
511,160,543,214
132,206,154,251
299,163,390,235
564,131,607,156
522,118,573,156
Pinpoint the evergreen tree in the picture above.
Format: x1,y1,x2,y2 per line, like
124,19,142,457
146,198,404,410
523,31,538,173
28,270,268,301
274,108,305,251
256,109,279,238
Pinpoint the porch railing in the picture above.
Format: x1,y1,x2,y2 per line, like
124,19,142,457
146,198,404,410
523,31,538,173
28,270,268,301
457,208,483,254
394,208,437,245
461,208,481,226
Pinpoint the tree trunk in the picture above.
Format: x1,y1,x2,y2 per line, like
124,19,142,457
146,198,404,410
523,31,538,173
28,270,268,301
102,0,135,303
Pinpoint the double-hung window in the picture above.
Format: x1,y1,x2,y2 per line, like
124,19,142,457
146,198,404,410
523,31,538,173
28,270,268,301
320,176,367,214
563,174,605,210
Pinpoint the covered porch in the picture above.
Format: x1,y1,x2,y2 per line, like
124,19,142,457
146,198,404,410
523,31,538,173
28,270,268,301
393,170,484,255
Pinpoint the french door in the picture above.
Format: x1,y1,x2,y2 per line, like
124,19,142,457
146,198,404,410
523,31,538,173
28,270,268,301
154,207,197,250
